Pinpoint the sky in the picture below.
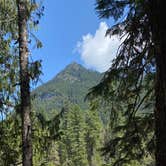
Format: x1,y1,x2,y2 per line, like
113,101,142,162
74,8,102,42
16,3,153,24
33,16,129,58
33,0,121,84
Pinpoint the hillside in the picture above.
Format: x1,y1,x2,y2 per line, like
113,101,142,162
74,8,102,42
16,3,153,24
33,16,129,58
33,62,102,115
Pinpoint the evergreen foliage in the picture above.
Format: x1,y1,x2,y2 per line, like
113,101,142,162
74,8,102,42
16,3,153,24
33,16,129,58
0,0,164,165
86,0,163,165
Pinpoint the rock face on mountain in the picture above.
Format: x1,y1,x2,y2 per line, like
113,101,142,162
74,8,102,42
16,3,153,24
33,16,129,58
33,62,102,115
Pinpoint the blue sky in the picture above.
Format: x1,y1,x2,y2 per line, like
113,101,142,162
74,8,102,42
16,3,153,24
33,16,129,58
33,0,119,84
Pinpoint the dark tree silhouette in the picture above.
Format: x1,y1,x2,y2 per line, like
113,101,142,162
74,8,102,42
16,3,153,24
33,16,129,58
87,1,166,165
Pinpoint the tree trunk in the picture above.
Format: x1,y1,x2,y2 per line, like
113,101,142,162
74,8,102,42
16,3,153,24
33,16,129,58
17,1,32,165
152,0,166,165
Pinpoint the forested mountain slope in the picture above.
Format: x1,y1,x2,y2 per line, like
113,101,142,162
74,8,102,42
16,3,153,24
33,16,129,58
33,62,102,114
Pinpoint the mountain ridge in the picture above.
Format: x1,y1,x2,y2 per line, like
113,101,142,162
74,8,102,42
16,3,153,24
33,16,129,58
33,62,102,116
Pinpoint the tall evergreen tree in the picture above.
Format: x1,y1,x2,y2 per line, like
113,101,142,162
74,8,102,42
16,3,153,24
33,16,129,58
17,1,32,165
16,0,43,165
84,103,103,166
59,105,88,166
87,0,166,165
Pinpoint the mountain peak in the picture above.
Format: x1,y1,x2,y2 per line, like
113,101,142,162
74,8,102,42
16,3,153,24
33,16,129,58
43,62,101,84
65,62,84,71
33,62,102,115
55,62,88,82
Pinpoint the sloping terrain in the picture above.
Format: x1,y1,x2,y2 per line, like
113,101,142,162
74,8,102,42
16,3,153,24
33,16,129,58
33,62,102,115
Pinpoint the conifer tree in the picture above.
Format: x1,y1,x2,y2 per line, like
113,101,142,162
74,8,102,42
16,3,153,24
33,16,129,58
16,0,43,165
17,1,33,165
87,0,165,165
84,103,103,166
59,105,88,166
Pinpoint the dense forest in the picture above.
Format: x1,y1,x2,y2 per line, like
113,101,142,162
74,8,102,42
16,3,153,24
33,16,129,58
0,0,166,166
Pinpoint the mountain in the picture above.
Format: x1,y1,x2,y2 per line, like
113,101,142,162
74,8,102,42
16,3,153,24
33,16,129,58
33,62,102,116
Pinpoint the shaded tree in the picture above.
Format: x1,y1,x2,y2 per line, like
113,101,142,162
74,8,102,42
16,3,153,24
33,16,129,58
17,1,33,165
16,0,43,165
87,0,166,165
84,103,103,166
58,105,88,166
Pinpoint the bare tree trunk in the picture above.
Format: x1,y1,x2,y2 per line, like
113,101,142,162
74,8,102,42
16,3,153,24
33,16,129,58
17,1,32,165
152,0,166,165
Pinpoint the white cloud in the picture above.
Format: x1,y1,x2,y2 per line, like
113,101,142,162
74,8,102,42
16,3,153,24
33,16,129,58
76,22,122,72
